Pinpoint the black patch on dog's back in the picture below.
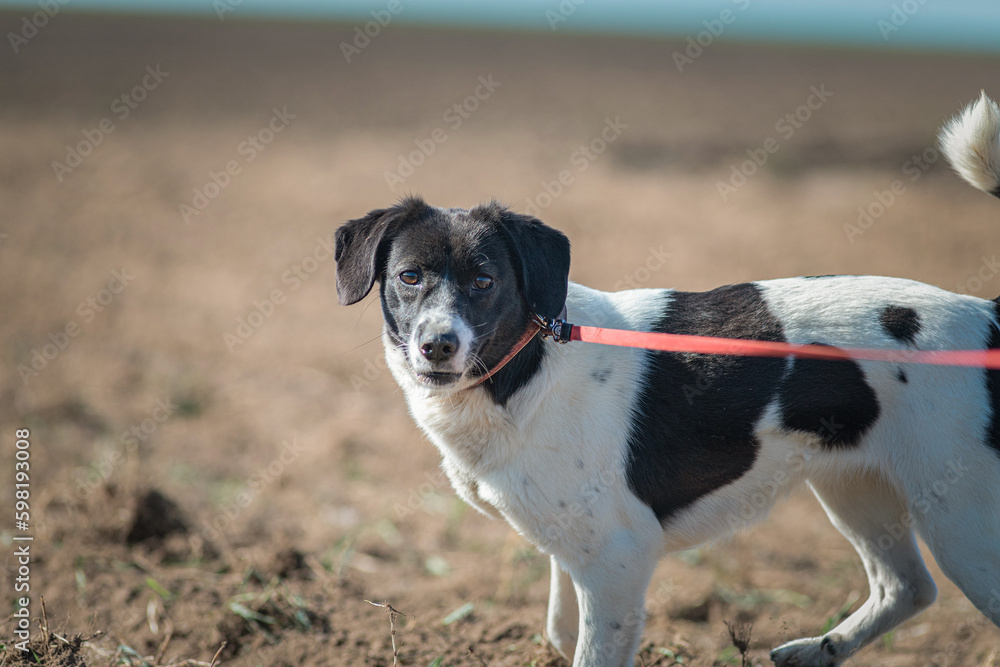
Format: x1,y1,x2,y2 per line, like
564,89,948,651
625,284,786,523
880,305,921,345
778,346,881,448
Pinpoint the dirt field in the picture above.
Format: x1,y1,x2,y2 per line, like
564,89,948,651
2,10,1000,666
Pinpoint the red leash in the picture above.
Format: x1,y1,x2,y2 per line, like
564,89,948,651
546,316,1000,370
473,315,1000,387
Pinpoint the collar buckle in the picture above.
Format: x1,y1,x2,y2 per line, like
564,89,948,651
532,313,573,344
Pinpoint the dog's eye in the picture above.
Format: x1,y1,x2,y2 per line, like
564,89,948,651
399,270,420,286
473,275,494,291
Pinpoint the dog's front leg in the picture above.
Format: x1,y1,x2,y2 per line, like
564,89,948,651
569,528,660,667
547,555,580,661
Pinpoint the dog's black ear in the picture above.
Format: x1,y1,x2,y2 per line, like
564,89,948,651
496,208,571,319
335,208,394,305
336,197,435,305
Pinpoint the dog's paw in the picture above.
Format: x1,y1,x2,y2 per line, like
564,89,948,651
770,635,841,667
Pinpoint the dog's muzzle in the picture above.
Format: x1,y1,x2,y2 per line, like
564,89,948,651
408,313,473,385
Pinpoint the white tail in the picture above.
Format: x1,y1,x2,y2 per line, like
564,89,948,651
939,91,1000,198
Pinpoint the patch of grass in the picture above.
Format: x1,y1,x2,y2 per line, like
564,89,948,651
175,394,205,418
442,602,474,626
115,643,154,666
221,573,325,654
637,641,692,665
424,555,450,577
145,577,173,600
324,530,359,580
74,557,87,597
716,645,740,665
374,518,404,547
229,601,277,626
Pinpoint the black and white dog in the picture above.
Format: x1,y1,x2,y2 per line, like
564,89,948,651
335,93,1000,666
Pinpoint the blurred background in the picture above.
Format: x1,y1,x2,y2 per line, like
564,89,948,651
2,1,1000,665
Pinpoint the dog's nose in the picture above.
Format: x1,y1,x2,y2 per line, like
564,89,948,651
419,333,459,362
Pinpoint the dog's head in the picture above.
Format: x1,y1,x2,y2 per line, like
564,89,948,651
335,197,570,393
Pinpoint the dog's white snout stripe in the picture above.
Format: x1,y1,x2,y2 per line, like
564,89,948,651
409,310,473,372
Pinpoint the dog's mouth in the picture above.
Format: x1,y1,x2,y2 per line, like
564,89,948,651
415,371,464,386
408,337,493,389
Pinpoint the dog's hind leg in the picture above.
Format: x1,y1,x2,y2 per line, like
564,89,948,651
547,555,580,662
771,473,937,666
913,455,1000,627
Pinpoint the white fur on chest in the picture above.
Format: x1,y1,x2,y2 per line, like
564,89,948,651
387,284,664,562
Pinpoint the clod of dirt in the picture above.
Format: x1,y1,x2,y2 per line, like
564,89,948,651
672,597,712,623
215,611,255,660
31,399,108,436
269,547,310,579
490,623,527,642
125,489,189,545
